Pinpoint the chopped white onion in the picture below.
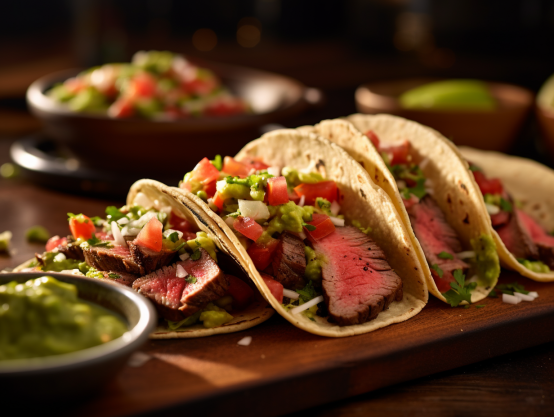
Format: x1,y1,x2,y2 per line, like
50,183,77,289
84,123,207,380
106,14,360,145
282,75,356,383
134,192,153,209
238,199,270,221
456,251,476,260
207,198,214,205
176,264,188,278
297,231,307,240
330,200,341,216
514,292,535,302
159,206,172,215
127,211,157,232
117,217,129,225
466,275,479,283
528,291,539,298
237,336,252,346
111,221,127,247
485,203,500,215
298,195,306,207
53,253,66,262
125,227,141,237
225,217,235,228
330,217,345,227
291,295,324,315
163,229,183,240
419,157,430,170
267,166,281,177
283,289,300,300
179,252,190,261
60,269,83,276
502,293,521,304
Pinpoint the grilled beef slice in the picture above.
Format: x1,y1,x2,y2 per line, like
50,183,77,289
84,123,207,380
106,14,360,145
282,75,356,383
271,232,307,290
407,195,469,292
128,240,177,274
132,248,229,321
309,226,403,326
55,235,85,261
495,209,539,261
516,209,554,268
83,242,144,275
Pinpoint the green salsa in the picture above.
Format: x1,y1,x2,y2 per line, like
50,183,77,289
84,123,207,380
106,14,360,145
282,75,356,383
0,276,127,360
471,234,500,286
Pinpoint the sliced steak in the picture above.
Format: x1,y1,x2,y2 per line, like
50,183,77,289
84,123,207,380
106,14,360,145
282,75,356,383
309,226,403,326
517,209,554,268
495,209,539,261
271,232,306,290
132,248,229,321
96,270,138,287
128,240,177,274
83,243,144,275
55,236,85,261
407,195,469,293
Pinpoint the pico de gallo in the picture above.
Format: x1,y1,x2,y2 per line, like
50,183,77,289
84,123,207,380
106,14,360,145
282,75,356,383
48,50,249,120
469,164,554,273
180,154,372,319
27,192,257,330
365,130,499,305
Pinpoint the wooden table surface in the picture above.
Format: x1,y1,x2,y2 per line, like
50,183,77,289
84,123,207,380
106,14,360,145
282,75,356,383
2,143,554,417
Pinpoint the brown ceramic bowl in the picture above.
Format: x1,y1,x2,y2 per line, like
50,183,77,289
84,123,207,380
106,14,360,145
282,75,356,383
536,105,554,160
27,60,318,176
355,78,534,152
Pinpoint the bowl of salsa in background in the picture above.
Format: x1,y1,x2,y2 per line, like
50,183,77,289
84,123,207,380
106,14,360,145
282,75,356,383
0,272,156,401
27,56,318,176
355,78,534,152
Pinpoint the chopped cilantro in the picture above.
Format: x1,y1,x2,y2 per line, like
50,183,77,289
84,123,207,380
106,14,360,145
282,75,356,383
438,251,454,260
87,234,113,247
296,281,318,303
492,282,529,296
185,275,197,284
431,263,444,278
105,206,126,222
303,222,316,231
211,155,223,171
190,250,201,261
108,273,121,279
499,198,513,213
405,177,427,199
167,232,179,243
90,216,104,227
442,269,477,307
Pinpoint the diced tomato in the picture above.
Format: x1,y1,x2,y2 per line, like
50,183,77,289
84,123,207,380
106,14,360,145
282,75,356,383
180,181,192,192
108,98,134,118
490,211,510,227
260,273,283,303
381,140,410,166
204,179,217,197
69,214,96,241
45,235,67,252
472,170,504,196
205,99,247,116
247,238,280,271
65,78,86,94
288,189,300,204
182,76,218,96
134,217,163,252
233,216,263,242
169,211,195,234
305,213,336,240
433,270,456,293
365,130,380,148
225,275,254,310
241,158,269,171
212,192,225,211
126,72,157,99
294,181,338,206
190,157,220,184
267,176,289,206
222,156,251,177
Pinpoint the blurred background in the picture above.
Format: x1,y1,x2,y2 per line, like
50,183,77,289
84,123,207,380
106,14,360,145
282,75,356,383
1,0,554,196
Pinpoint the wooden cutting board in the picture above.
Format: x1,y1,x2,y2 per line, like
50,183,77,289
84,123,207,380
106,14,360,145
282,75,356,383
59,271,554,417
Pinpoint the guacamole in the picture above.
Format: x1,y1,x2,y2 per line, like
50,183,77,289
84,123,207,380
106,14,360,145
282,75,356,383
0,276,127,360
518,259,551,273
471,234,500,286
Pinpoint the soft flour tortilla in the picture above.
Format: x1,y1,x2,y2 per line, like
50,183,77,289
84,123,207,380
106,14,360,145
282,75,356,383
305,114,500,303
459,147,554,282
182,129,428,337
16,180,274,339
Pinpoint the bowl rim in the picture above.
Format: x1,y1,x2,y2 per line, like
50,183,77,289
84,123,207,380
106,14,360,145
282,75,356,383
0,272,157,375
26,60,310,125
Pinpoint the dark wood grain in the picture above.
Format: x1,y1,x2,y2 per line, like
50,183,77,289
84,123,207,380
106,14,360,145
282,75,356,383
2,176,554,417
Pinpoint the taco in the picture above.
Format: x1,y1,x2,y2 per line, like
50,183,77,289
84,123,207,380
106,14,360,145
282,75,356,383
178,129,428,337
304,114,501,305
459,147,554,281
15,180,273,339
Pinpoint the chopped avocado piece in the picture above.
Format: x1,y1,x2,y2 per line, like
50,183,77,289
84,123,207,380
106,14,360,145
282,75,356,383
304,246,323,281
132,50,175,74
48,82,77,102
517,258,550,273
68,87,109,112
399,79,496,111
167,311,202,330
352,220,372,235
471,234,500,286
199,303,234,328
0,231,12,253
282,167,324,187
134,97,163,117
26,226,51,244
259,202,314,242
187,231,217,261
